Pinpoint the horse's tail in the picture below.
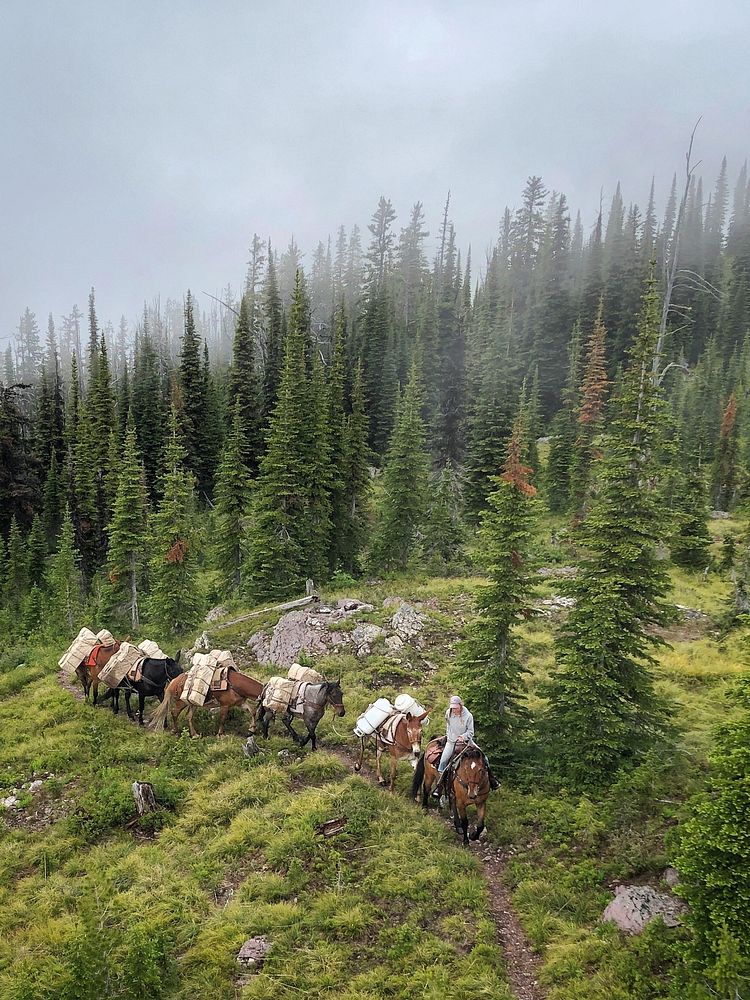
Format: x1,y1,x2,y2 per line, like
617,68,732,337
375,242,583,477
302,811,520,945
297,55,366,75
411,752,426,800
354,736,366,772
148,679,176,731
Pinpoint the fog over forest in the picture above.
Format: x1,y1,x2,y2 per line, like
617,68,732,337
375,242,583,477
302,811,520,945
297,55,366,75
3,0,750,340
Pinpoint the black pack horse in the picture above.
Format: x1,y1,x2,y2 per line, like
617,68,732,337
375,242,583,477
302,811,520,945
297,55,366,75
102,654,184,725
256,679,346,750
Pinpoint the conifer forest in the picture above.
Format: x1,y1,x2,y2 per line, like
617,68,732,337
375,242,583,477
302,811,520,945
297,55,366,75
2,4,750,999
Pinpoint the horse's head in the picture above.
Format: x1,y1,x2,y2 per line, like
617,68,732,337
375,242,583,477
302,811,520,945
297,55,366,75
404,710,428,756
455,747,488,803
326,679,345,717
164,657,183,680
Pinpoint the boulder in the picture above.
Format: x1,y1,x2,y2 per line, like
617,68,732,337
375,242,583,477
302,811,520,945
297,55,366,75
191,631,212,653
602,885,686,934
236,935,272,970
338,598,374,613
351,623,386,656
710,510,731,519
537,565,578,579
391,603,426,641
382,596,403,609
246,630,271,662
663,867,680,888
205,605,229,623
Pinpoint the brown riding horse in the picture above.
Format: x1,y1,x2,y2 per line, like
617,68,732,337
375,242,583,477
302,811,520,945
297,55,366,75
75,641,122,703
148,667,264,737
355,711,429,791
411,738,491,845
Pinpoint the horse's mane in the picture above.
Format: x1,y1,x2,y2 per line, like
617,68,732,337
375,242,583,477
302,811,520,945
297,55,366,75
461,745,484,762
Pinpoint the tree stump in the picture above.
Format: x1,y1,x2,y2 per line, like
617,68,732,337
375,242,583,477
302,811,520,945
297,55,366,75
132,781,157,815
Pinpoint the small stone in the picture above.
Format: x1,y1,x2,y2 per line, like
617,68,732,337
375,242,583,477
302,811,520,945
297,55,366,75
236,935,272,969
663,867,680,888
28,780,44,794
1,795,19,809
351,623,386,657
385,635,404,652
243,737,261,757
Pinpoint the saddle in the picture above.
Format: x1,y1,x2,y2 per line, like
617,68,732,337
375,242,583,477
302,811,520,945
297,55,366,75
210,666,230,692
425,735,474,770
126,659,145,684
377,712,406,745
264,677,308,713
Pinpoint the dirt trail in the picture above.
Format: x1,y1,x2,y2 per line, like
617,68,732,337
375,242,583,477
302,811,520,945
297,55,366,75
332,745,545,1000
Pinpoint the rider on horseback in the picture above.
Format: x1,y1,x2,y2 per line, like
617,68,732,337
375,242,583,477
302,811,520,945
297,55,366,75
432,695,499,798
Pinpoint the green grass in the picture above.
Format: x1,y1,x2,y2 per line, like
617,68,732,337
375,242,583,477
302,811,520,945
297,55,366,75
1,527,747,1000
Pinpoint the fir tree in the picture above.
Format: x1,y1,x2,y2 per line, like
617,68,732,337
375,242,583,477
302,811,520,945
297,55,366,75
425,464,466,568
214,402,253,594
227,296,262,472
339,361,372,574
3,517,28,611
711,393,739,510
720,533,736,573
132,332,166,494
543,277,672,791
671,460,711,570
570,300,609,516
261,243,284,418
246,288,312,599
673,672,750,991
304,349,333,582
106,417,148,628
46,506,82,633
370,364,429,571
177,291,206,485
546,322,582,512
147,406,203,632
459,418,537,766
26,515,48,589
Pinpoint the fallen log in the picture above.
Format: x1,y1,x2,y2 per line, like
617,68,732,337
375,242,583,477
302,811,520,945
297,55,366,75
316,816,348,838
208,594,319,630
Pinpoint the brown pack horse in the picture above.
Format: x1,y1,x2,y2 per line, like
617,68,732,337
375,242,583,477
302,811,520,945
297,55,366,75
148,667,264,737
75,641,122,704
354,710,429,791
411,738,491,845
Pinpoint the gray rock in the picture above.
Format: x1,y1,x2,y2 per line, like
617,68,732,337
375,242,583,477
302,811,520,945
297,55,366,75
246,630,271,663
191,631,212,653
385,635,404,653
351,623,386,656
382,596,403,609
0,795,19,809
537,565,578,578
237,935,272,969
710,510,731,519
391,603,426,640
602,884,686,934
243,737,261,757
663,867,680,888
537,596,576,616
338,598,374,613
28,780,44,794
268,610,335,665
205,605,229,623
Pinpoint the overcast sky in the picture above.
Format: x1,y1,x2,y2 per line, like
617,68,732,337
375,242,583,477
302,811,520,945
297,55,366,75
2,0,749,345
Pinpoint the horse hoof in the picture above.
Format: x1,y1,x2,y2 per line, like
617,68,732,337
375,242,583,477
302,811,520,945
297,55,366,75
353,763,361,772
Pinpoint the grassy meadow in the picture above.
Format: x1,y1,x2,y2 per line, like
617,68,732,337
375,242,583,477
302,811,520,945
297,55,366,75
0,513,746,999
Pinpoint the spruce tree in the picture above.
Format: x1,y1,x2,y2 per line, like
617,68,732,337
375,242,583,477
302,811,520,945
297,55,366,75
227,296,262,472
261,243,284,418
106,417,148,628
460,418,537,765
370,363,429,571
46,505,83,633
3,517,28,612
711,393,739,510
326,314,349,571
546,322,582,512
340,361,372,574
569,300,609,517
425,463,466,569
246,287,311,599
543,277,672,791
671,460,711,570
177,291,206,485
132,332,166,494
673,673,750,992
305,350,333,582
26,515,48,589
147,406,203,632
214,402,253,594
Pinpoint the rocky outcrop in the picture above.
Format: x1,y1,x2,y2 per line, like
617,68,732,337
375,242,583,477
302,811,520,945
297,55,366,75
391,603,426,641
602,884,686,934
247,599,381,665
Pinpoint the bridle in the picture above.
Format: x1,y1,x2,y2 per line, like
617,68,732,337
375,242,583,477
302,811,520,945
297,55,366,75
376,716,422,755
453,753,489,795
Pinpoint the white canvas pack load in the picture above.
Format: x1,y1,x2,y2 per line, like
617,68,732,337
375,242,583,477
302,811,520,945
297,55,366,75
58,627,99,674
138,639,167,660
354,698,394,737
210,649,237,671
99,642,145,688
183,653,216,707
287,663,323,684
96,629,116,648
264,676,297,713
393,694,428,719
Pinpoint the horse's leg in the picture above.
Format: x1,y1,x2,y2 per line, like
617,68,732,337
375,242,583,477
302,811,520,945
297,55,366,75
124,689,134,720
171,701,183,736
457,800,469,845
187,705,199,739
281,712,301,745
375,740,384,785
470,800,487,842
138,691,146,726
217,700,231,737
389,753,397,793
112,688,119,715
92,678,99,706
259,708,270,739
